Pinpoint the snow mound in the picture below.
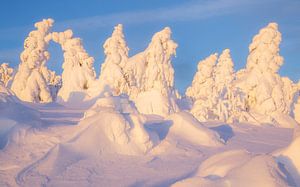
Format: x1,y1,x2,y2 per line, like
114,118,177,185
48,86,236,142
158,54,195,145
70,95,160,156
173,149,289,187
0,83,40,150
165,112,223,147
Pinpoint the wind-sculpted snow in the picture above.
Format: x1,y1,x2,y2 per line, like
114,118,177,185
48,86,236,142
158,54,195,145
11,19,54,103
275,128,300,185
173,149,290,187
81,94,160,155
52,29,96,102
0,83,40,151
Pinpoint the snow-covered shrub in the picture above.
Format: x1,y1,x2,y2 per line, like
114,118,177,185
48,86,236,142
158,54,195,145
0,63,14,86
98,24,130,95
52,29,96,101
11,19,54,103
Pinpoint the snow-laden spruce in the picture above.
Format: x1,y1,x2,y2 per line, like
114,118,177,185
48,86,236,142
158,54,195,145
235,23,298,127
11,19,54,103
187,50,249,123
52,29,96,102
124,27,179,116
98,24,130,95
0,63,14,87
186,53,217,102
186,53,217,121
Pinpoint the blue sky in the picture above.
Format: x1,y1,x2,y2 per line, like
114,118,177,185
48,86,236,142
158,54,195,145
0,0,299,93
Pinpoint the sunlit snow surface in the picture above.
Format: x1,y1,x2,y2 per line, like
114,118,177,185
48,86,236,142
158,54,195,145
0,98,298,187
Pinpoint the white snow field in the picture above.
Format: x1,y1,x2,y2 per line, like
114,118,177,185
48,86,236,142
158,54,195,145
0,19,299,187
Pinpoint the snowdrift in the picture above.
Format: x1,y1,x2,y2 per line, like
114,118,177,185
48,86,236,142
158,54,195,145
0,84,40,149
275,130,300,185
173,149,290,187
67,95,160,156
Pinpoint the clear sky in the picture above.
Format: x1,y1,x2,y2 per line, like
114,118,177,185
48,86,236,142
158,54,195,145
0,0,299,93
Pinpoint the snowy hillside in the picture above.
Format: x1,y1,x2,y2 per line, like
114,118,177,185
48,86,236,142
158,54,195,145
0,19,299,187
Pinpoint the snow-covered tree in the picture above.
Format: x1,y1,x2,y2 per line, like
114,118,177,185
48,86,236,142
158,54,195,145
0,63,14,86
98,24,130,95
186,53,218,121
187,50,248,123
52,29,96,101
124,27,178,116
11,19,54,103
186,53,217,101
214,49,234,93
41,67,62,100
235,23,297,127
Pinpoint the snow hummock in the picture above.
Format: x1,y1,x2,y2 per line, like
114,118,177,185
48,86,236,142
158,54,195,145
173,149,289,187
52,29,96,102
11,19,54,103
275,128,300,185
79,94,160,155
